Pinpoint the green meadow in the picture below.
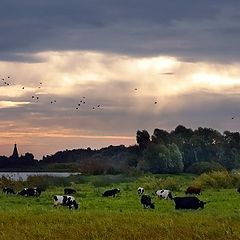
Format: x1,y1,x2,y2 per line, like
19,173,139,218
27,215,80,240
0,174,240,240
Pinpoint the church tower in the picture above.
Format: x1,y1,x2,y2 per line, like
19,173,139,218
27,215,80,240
11,143,19,160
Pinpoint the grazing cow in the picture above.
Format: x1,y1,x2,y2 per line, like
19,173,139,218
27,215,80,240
102,188,120,197
155,189,173,200
141,194,155,209
64,188,76,195
173,196,206,210
137,187,144,195
237,187,240,193
185,186,201,195
3,187,15,194
18,187,41,197
53,195,78,210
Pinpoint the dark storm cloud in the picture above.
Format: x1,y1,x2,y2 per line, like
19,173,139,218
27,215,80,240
0,0,240,62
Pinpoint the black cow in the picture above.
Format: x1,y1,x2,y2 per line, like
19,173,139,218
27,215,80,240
141,194,155,209
237,187,240,193
173,196,206,210
102,188,120,197
3,187,15,194
64,188,76,195
18,187,41,197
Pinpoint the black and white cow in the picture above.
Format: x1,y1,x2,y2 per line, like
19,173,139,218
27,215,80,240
64,188,76,195
102,188,120,197
53,195,78,209
3,187,15,194
173,196,206,210
137,187,144,195
140,194,155,209
155,189,173,200
18,187,41,197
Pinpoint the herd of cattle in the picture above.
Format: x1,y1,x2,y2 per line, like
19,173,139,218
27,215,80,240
2,186,240,210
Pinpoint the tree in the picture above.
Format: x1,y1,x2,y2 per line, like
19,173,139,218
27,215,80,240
152,128,170,144
136,130,150,150
143,143,183,173
158,144,183,173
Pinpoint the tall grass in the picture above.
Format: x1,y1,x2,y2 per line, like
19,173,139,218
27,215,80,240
0,173,239,239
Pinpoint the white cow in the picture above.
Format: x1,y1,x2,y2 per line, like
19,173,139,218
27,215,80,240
155,189,173,200
137,187,144,195
53,195,78,209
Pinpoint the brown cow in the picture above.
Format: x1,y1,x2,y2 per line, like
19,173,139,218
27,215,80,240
185,186,201,195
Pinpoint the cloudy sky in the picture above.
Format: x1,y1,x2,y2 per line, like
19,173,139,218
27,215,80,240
1,0,240,159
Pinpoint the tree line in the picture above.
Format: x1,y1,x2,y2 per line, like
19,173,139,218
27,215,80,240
0,125,240,174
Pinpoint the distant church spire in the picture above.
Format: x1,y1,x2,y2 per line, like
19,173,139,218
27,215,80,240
11,143,19,160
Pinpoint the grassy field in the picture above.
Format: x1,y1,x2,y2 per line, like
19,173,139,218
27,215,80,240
0,174,239,240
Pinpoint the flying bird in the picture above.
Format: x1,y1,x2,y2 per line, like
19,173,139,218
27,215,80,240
162,72,174,75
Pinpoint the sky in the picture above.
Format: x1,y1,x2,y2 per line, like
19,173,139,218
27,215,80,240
0,0,240,159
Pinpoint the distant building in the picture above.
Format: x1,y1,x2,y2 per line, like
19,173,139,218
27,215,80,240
11,143,19,160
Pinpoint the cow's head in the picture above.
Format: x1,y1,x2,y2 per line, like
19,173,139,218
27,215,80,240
70,200,78,210
199,201,206,209
150,203,155,209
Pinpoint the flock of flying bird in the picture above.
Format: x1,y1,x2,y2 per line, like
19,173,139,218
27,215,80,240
1,72,238,123
1,76,105,111
1,74,236,120
1,75,160,112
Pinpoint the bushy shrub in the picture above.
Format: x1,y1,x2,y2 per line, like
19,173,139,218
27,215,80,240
0,176,24,190
135,176,160,190
136,175,183,191
26,175,70,189
186,161,226,174
91,175,132,188
158,177,182,191
231,170,240,187
192,171,234,189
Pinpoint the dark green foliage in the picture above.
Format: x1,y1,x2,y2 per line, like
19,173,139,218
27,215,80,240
2,125,240,174
186,161,226,174
141,143,183,173
136,130,150,150
152,128,170,144
192,171,239,189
